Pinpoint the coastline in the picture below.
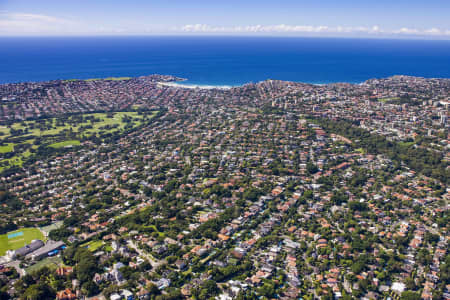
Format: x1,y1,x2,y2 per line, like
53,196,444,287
2,74,449,90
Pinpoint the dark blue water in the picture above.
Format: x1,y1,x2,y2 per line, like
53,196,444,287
0,36,449,85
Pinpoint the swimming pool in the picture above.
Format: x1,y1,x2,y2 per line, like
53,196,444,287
8,232,24,239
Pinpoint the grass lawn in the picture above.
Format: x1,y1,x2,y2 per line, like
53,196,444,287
0,143,13,153
65,77,132,82
0,111,158,173
40,221,63,235
26,256,62,274
85,77,132,81
81,111,150,134
378,97,400,103
0,144,20,171
200,253,215,264
81,240,104,252
182,267,192,276
0,155,24,173
355,148,366,154
399,141,415,147
0,228,46,256
0,126,9,136
1,112,146,141
49,140,81,149
144,225,165,237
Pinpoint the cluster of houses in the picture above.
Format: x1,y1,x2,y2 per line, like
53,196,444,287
0,75,447,144
0,75,448,299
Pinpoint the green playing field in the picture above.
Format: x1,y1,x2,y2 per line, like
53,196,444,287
0,228,46,256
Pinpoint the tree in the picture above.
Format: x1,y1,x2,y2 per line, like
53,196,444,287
313,117,449,183
416,248,432,265
424,232,439,245
351,261,365,274
257,282,276,298
306,162,318,174
243,187,262,202
400,291,421,300
82,281,99,297
146,283,160,296
49,227,72,240
74,248,98,283
0,291,9,300
348,201,368,212
404,276,416,290
23,282,55,300
193,280,219,300
331,190,348,205
62,246,77,265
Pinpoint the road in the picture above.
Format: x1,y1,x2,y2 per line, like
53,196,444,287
127,240,166,269
5,260,26,277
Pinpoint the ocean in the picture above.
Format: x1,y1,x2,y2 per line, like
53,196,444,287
0,36,449,86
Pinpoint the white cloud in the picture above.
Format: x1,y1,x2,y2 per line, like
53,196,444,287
393,27,420,35
0,12,152,35
424,28,441,35
371,25,381,33
0,12,449,38
179,24,450,38
0,12,82,35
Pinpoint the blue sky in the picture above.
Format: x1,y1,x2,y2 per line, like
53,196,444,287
1,0,449,38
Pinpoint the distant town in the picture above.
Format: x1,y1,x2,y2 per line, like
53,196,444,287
0,75,448,300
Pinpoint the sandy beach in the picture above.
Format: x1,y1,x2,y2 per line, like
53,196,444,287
158,82,234,90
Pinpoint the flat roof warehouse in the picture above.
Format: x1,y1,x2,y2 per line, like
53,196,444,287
26,241,65,261
8,240,65,261
11,240,44,258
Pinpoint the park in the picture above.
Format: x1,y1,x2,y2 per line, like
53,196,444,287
0,227,45,256
0,111,158,172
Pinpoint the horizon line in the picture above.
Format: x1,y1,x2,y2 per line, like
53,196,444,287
1,34,450,41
